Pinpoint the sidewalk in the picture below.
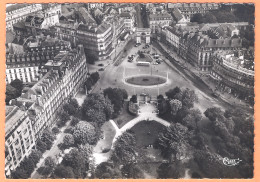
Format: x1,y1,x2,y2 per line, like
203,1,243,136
30,121,71,179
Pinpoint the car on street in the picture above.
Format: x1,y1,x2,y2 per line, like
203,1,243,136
98,68,104,71
153,62,159,65
98,63,104,66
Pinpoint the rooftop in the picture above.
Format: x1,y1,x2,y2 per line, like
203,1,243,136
6,4,30,13
150,13,172,20
5,106,25,134
172,8,185,22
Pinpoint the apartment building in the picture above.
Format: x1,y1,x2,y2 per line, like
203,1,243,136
5,106,36,177
120,12,135,32
6,37,71,84
6,4,43,31
6,45,88,175
149,12,172,34
210,50,254,99
77,22,113,60
185,33,242,71
167,3,220,21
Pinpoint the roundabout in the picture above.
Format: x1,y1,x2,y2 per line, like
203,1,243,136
125,75,167,86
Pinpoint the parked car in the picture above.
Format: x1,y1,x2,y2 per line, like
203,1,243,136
98,63,104,66
153,62,159,65
98,68,104,71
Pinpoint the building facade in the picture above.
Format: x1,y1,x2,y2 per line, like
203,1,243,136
210,50,254,99
149,13,172,34
5,106,36,176
185,33,242,71
6,45,88,175
120,12,135,32
6,38,71,84
6,4,43,31
167,3,220,21
77,23,114,60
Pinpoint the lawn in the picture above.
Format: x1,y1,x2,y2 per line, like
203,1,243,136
126,75,166,86
129,120,167,178
114,101,137,128
129,120,166,147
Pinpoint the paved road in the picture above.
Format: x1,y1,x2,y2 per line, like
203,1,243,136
135,4,144,28
153,41,253,114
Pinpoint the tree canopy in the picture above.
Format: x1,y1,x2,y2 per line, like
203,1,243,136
73,121,97,145
103,87,128,117
81,93,114,126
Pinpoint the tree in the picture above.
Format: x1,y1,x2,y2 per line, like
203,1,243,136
190,13,204,23
157,162,185,178
103,87,128,117
70,98,79,109
130,95,137,103
169,99,182,115
78,144,93,162
90,72,100,84
82,93,114,125
37,166,52,177
63,103,77,116
29,149,42,165
84,78,93,93
203,12,217,23
5,84,18,104
165,87,181,100
10,79,23,93
45,156,55,168
52,127,60,135
12,168,29,179
63,134,75,148
204,107,224,122
73,121,97,145
121,164,144,178
182,109,202,131
53,165,75,178
70,116,80,126
215,11,237,23
36,139,47,153
194,150,241,178
41,129,55,150
19,157,35,176
157,123,193,161
62,149,87,178
95,162,122,179
181,88,198,109
111,132,137,164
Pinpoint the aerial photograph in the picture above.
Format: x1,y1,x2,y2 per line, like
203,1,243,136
5,3,254,179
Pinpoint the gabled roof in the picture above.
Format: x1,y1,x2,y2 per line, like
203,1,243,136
13,21,26,30
172,8,184,22
78,7,96,25
120,12,131,18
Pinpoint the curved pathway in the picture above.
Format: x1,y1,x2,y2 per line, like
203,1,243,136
112,104,171,144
